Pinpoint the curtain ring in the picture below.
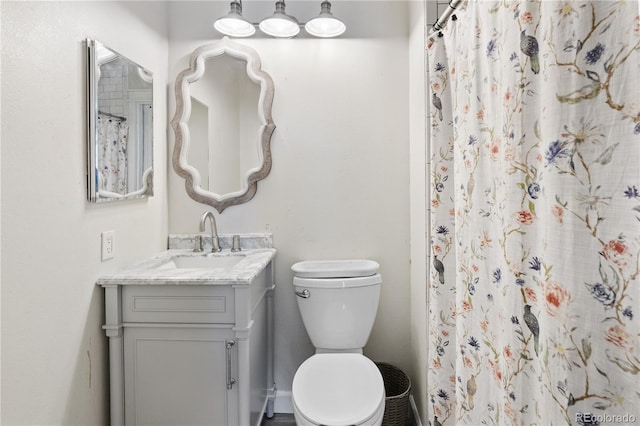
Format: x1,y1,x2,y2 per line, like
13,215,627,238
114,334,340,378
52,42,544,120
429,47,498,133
451,14,458,21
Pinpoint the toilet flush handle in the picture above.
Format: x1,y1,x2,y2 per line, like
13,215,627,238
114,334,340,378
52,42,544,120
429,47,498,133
295,289,310,299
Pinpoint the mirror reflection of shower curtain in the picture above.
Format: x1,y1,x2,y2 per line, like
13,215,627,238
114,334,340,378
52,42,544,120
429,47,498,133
98,114,129,195
127,104,153,191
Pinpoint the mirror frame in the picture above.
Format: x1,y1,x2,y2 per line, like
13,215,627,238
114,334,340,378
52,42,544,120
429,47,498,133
171,37,275,213
86,39,154,202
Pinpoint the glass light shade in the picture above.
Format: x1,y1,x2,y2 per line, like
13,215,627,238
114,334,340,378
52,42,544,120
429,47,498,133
214,1,256,37
214,16,256,37
304,1,345,38
260,15,300,38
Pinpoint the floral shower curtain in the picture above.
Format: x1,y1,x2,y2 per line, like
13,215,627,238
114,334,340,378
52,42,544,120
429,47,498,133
98,114,129,195
427,1,640,424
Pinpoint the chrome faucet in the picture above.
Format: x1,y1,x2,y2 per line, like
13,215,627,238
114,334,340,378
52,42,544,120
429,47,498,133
197,211,221,253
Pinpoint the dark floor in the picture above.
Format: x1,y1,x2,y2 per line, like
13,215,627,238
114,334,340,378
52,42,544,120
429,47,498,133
261,413,296,425
261,413,414,426
261,412,415,426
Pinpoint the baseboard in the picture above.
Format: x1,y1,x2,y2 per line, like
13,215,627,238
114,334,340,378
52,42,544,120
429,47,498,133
410,395,423,426
273,390,293,414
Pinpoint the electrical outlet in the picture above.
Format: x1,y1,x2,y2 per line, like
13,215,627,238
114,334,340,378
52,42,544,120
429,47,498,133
101,230,115,261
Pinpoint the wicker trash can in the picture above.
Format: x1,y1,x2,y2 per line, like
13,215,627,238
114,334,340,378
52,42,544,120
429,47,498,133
376,362,411,426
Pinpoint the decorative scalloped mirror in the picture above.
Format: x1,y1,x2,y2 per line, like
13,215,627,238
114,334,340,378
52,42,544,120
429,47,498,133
171,37,275,213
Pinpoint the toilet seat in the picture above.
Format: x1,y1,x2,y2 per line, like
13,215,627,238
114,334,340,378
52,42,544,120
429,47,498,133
292,353,385,426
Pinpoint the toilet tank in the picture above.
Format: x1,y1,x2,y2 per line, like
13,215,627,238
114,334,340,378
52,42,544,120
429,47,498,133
293,273,382,351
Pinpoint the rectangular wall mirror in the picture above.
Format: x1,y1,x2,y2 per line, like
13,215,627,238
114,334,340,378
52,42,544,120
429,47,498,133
86,39,154,202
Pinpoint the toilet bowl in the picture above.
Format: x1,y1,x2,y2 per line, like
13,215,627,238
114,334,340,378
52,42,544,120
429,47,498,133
292,353,385,426
291,260,385,426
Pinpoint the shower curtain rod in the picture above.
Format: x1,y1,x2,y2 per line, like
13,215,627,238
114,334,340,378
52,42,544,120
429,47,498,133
98,110,127,121
429,0,463,36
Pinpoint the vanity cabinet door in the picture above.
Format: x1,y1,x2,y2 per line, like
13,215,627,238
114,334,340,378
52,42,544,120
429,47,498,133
123,327,239,426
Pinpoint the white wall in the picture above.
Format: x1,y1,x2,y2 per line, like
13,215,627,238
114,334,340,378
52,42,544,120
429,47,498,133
409,1,428,424
0,2,169,424
168,0,413,398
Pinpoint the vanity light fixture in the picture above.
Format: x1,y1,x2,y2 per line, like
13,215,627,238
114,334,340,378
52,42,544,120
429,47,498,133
305,0,346,38
213,0,256,38
259,0,300,38
214,0,346,38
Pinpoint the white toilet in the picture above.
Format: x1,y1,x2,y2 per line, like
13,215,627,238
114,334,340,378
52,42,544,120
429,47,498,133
291,259,385,426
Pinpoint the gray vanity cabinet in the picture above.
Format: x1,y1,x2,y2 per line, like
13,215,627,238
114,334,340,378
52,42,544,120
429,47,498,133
100,256,275,426
123,326,238,425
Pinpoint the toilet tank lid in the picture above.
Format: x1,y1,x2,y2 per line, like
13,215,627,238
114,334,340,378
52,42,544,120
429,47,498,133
292,259,379,278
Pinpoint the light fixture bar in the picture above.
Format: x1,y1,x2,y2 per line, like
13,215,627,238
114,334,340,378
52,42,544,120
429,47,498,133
214,0,346,38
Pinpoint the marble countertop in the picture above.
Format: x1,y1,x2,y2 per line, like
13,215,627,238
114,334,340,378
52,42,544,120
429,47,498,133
168,233,273,251
97,246,276,287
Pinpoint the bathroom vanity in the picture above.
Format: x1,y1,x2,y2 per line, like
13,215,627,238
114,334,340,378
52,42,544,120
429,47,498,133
98,235,276,426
